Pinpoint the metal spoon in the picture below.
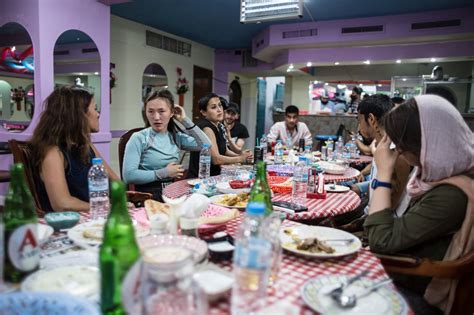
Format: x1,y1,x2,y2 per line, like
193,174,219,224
335,278,393,308
327,270,369,299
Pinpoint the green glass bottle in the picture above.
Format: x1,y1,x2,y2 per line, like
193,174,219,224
3,163,39,283
100,181,140,315
249,161,273,215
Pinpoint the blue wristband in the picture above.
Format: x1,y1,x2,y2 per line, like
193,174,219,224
371,179,392,190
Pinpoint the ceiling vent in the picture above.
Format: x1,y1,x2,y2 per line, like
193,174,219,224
53,50,69,56
242,50,258,68
411,19,461,30
341,25,383,34
282,28,317,39
146,30,192,57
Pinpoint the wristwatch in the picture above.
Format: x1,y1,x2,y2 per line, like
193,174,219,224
371,179,392,190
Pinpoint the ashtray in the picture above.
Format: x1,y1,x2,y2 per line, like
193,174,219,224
44,212,80,231
193,263,234,302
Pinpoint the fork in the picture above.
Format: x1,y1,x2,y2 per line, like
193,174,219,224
326,270,370,299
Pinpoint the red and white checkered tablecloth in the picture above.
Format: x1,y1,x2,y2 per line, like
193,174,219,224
272,191,360,221
267,165,361,184
208,216,396,315
348,155,373,166
163,179,360,221
163,180,193,199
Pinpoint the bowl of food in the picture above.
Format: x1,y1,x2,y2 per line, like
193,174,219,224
44,212,80,231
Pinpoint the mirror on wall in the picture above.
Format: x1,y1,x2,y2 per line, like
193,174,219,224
0,22,34,133
142,63,167,98
53,30,101,112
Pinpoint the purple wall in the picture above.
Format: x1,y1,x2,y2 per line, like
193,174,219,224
0,0,111,193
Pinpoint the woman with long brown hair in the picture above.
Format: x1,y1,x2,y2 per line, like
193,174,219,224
30,86,119,212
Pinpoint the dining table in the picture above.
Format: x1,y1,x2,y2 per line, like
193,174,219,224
266,164,361,184
163,178,361,223
34,208,412,315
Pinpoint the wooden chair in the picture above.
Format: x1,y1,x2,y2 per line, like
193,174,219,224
118,127,144,183
8,140,45,216
376,251,474,315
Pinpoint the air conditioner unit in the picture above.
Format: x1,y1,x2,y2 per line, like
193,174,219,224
240,0,303,24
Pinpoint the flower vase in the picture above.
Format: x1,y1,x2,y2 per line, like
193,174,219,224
179,93,184,106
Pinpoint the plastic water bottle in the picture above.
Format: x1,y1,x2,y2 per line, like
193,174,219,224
304,145,312,165
349,135,358,158
260,134,268,157
274,140,284,164
336,136,344,159
292,156,308,207
198,144,211,184
327,139,334,160
231,202,272,315
88,157,109,220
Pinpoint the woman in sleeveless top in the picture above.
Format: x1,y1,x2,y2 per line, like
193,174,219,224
187,93,253,178
30,86,119,212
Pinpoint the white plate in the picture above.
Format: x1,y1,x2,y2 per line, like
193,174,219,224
67,220,149,248
216,182,251,194
318,161,347,175
301,275,408,315
280,225,361,258
38,224,54,243
324,184,350,193
209,194,248,209
187,179,201,186
22,265,100,302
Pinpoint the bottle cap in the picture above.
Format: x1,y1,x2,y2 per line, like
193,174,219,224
92,157,103,165
246,202,265,215
203,144,209,149
277,140,282,144
299,156,307,162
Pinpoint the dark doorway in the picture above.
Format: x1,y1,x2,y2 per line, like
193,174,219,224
192,66,213,122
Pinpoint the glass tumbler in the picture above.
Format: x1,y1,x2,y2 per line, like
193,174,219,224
140,248,207,315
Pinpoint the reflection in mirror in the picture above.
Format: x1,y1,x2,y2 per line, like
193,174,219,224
54,30,101,112
0,22,34,133
142,63,167,97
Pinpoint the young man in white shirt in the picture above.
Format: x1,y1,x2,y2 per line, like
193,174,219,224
267,105,312,149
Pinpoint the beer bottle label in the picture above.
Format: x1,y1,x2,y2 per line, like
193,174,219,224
7,223,40,271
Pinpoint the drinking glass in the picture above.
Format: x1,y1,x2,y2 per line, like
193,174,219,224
140,248,207,315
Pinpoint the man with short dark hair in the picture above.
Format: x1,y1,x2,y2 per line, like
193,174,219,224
224,102,249,151
349,86,363,113
267,105,312,149
354,94,411,213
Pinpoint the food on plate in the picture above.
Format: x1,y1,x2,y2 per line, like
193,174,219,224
295,237,335,254
228,180,252,189
284,228,335,254
82,222,105,241
273,178,293,188
198,208,239,225
216,193,249,207
144,199,170,219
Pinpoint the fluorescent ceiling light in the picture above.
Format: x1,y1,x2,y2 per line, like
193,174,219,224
430,58,437,62
396,59,401,64
240,0,303,23
306,62,312,67
334,62,340,65
363,60,371,65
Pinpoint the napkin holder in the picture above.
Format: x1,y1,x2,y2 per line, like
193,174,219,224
308,174,326,199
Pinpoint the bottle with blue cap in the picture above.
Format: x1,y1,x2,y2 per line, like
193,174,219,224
88,157,109,220
292,156,308,207
231,202,272,314
198,143,211,185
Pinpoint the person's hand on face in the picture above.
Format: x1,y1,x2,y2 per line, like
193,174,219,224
373,134,398,179
241,150,253,163
356,173,365,182
166,162,184,178
173,104,186,122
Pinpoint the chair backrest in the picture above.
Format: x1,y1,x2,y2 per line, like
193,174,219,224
8,140,44,216
118,127,144,180
378,250,474,314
